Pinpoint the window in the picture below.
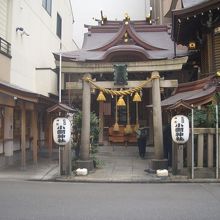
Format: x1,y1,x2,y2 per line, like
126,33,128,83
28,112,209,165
42,0,52,15
56,13,62,39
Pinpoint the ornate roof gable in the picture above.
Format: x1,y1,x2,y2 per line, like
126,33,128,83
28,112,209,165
88,21,167,52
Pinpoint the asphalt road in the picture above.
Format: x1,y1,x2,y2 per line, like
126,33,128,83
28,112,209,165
0,181,220,220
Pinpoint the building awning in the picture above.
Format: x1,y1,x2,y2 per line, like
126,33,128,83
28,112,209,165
47,103,75,113
161,75,220,108
165,100,193,110
0,80,56,105
172,0,220,45
161,86,216,108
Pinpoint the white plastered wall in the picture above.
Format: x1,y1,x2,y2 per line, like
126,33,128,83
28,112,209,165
9,0,76,96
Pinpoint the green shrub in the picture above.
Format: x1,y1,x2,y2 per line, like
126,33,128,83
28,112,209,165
188,103,220,128
72,109,100,161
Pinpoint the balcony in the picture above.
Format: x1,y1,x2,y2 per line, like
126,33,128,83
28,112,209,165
0,37,11,58
0,37,11,82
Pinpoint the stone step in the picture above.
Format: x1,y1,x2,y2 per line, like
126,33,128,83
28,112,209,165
97,145,155,158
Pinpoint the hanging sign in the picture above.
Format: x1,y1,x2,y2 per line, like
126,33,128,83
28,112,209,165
53,117,71,145
171,115,189,144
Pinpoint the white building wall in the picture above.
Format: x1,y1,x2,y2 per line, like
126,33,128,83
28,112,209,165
9,0,75,96
36,69,57,96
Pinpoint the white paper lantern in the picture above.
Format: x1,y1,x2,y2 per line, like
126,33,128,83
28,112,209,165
53,117,71,145
171,115,189,144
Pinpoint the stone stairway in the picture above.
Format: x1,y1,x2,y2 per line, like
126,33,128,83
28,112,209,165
97,145,155,159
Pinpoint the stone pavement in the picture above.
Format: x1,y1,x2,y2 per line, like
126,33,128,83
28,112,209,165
0,158,59,181
56,145,187,183
0,145,220,183
67,145,160,183
56,145,220,183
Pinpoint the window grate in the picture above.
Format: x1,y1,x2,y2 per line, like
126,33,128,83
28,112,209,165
0,37,11,58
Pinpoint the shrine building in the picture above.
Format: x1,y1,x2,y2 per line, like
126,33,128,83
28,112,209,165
54,14,188,170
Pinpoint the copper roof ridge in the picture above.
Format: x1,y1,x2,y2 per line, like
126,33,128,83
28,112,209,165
87,25,121,31
86,22,168,32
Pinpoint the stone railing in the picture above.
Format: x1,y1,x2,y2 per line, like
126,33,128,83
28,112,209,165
173,128,220,177
186,128,219,169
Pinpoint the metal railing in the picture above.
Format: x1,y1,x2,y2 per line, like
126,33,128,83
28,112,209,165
0,37,11,58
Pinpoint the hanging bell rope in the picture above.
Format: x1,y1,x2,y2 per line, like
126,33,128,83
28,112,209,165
133,92,142,102
134,102,140,131
117,96,126,106
113,96,119,131
124,96,132,134
97,91,106,101
83,77,152,97
83,76,156,132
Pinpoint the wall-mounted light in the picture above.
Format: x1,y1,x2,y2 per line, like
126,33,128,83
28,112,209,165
214,26,220,35
146,15,152,25
188,41,196,50
16,27,29,36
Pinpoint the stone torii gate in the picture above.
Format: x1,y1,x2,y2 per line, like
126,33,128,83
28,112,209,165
58,56,188,170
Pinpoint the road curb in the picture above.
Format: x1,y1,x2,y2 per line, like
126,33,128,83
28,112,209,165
51,176,220,184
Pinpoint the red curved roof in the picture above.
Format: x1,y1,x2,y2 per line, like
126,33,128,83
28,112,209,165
55,19,188,62
161,75,220,107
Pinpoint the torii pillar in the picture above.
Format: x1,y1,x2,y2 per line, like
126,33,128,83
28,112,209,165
151,71,168,170
76,74,94,171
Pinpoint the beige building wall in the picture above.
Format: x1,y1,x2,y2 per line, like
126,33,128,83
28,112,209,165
9,0,76,96
35,69,57,96
0,53,11,82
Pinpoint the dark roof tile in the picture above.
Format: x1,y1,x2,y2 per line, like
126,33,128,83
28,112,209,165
55,20,188,62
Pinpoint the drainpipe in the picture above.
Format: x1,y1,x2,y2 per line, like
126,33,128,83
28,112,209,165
59,42,62,103
216,104,219,179
191,105,194,179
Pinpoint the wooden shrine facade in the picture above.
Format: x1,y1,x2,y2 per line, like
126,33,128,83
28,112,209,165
54,16,189,170
172,0,220,77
